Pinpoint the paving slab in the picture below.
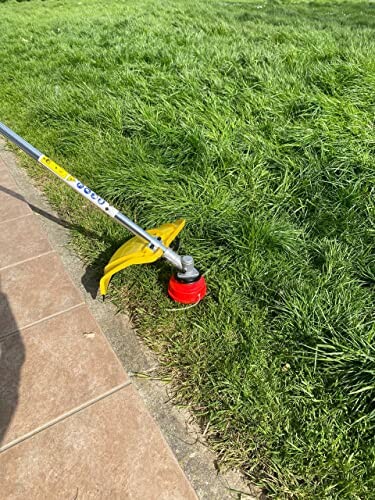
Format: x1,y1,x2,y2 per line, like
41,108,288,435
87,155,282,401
0,306,128,449
0,168,16,185
0,252,84,337
0,214,52,270
0,155,7,171
0,174,32,223
0,387,197,500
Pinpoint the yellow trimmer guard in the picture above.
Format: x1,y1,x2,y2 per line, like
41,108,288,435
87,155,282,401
99,219,186,296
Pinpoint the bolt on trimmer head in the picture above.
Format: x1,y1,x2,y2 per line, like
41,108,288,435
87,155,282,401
0,122,207,304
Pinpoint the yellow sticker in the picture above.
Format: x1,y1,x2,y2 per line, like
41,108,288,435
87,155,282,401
39,155,75,182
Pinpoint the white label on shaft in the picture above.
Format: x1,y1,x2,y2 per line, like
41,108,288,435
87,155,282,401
39,155,118,218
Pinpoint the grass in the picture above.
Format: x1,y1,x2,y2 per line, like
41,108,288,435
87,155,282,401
0,0,374,496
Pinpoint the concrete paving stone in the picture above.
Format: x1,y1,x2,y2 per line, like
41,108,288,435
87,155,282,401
0,252,83,338
0,306,128,449
0,387,197,499
0,171,32,223
0,214,52,270
0,169,16,185
0,159,8,173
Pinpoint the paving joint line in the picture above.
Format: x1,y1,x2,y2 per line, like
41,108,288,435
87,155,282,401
0,212,33,226
0,249,55,273
0,381,132,453
0,302,86,340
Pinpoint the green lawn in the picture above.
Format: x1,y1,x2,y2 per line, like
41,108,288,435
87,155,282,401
1,0,374,496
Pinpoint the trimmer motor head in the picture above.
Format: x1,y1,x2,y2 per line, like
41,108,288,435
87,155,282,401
168,254,207,304
168,274,207,304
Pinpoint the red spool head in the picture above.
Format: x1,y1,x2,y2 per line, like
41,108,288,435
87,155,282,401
168,275,207,304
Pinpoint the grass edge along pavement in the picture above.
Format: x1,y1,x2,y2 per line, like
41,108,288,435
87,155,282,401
0,0,374,497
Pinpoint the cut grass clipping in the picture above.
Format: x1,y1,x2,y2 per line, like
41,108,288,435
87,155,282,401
0,0,374,497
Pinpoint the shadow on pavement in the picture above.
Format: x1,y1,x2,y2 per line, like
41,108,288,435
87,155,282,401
0,184,99,240
0,276,25,447
0,183,106,299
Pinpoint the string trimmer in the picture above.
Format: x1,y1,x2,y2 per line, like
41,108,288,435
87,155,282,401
0,122,207,304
